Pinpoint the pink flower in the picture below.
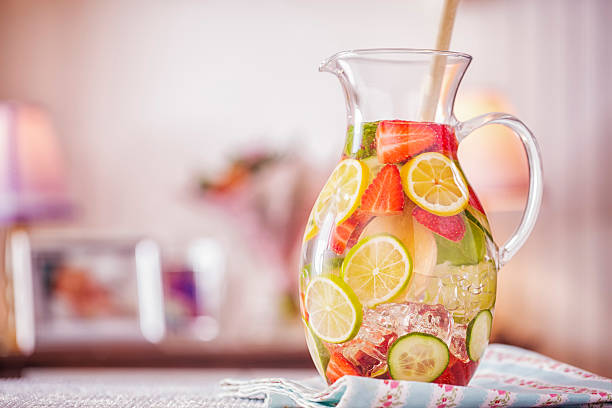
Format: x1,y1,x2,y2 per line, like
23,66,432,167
444,385,453,392
383,401,392,407
390,381,399,389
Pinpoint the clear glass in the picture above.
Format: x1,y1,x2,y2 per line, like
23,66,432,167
299,49,542,386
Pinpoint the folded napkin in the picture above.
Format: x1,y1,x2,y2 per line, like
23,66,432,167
220,344,612,407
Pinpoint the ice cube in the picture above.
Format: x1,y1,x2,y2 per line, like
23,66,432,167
326,308,397,377
376,302,452,342
327,302,453,377
450,324,469,362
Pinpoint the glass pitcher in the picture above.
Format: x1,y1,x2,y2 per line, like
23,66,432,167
299,49,542,386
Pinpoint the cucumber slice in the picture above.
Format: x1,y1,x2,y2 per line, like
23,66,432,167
303,321,330,378
466,309,493,361
388,333,449,382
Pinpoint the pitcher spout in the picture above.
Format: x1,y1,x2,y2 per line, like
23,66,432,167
318,53,341,75
317,48,472,124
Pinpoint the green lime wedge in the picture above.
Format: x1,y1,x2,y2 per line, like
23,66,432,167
305,276,362,343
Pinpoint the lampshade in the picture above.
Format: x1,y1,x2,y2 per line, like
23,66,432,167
0,102,71,223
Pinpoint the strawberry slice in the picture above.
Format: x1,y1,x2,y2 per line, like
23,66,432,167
468,185,486,214
360,164,404,216
326,352,359,384
433,354,479,386
330,210,371,254
412,206,466,242
376,120,438,164
430,124,459,159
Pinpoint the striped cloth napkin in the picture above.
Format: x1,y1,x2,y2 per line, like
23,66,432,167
220,344,612,407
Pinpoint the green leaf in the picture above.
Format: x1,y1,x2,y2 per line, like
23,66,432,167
435,217,486,266
345,121,380,159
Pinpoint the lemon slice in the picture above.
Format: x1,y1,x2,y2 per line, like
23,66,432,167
305,276,363,343
312,159,369,226
303,210,319,242
400,152,468,216
341,234,412,307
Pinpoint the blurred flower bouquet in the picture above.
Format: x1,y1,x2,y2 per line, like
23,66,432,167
197,150,319,322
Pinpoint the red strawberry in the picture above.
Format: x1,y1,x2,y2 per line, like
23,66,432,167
360,165,405,216
330,210,371,254
326,352,359,384
434,354,479,386
468,185,486,214
376,120,438,164
412,206,466,242
430,124,459,159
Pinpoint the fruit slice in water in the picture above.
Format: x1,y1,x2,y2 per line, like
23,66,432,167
360,164,405,216
303,320,331,378
299,266,311,321
303,210,319,242
468,185,486,214
466,309,492,361
313,159,369,226
430,125,459,159
330,210,371,255
342,234,412,308
465,206,494,243
305,276,363,343
376,120,437,164
433,353,479,386
435,218,485,266
412,206,466,242
326,352,360,384
400,152,469,216
388,333,450,382
344,121,380,159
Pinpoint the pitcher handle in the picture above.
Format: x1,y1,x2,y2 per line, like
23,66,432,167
457,113,543,267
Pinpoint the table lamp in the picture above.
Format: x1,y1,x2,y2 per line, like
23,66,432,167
0,101,71,356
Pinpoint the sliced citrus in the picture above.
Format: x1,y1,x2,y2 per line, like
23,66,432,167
341,234,412,307
305,276,362,343
400,152,469,216
312,159,369,226
303,210,319,242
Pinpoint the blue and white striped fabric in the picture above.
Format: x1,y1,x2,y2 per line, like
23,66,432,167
220,344,612,407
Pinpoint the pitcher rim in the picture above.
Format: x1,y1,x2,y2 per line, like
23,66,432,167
319,48,472,72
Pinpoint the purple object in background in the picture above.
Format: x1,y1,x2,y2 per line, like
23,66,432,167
0,101,72,223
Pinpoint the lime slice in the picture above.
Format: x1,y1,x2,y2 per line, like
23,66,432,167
388,333,450,382
303,320,331,377
466,310,492,361
312,159,369,226
342,234,412,308
305,276,363,343
400,152,469,216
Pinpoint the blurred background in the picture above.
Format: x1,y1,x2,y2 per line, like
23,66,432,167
0,0,610,378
